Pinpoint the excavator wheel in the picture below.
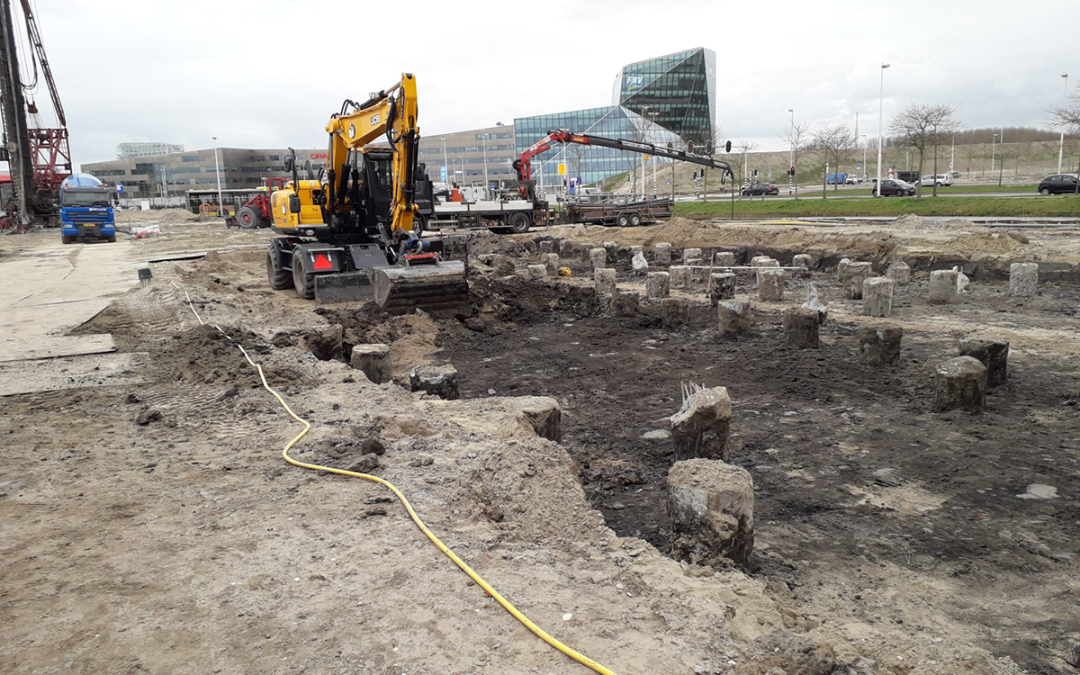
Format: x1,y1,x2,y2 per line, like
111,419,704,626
237,206,261,229
266,247,294,290
292,249,316,299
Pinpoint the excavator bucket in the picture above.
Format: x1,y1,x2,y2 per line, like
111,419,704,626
371,260,469,316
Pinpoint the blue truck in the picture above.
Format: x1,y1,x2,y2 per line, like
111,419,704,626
60,174,115,244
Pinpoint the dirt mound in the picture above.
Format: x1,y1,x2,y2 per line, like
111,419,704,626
941,231,1028,256
462,274,601,331
164,323,308,387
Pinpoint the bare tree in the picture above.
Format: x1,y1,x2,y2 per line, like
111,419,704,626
1048,87,1080,193
809,123,856,198
781,120,811,198
890,104,961,197
730,142,758,194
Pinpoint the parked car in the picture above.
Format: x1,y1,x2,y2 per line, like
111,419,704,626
949,171,961,179
920,174,953,187
742,182,779,196
895,170,919,183
871,179,917,197
845,175,863,184
1037,174,1079,195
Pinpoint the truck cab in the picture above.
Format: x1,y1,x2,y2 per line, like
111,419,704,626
60,174,116,244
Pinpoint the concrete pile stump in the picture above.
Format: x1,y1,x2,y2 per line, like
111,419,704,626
709,272,736,307
410,364,460,400
349,343,392,384
717,300,752,337
862,277,895,317
929,269,959,304
791,254,813,278
670,386,732,461
646,271,670,299
934,356,987,413
837,258,852,281
886,260,911,285
517,396,562,442
756,268,784,301
589,248,607,270
653,242,672,265
603,241,618,264
686,258,704,282
631,251,649,276
857,326,903,366
713,251,736,267
683,248,702,264
543,253,559,277
782,307,819,349
594,267,617,296
607,290,640,318
526,264,548,280
661,297,691,328
629,245,644,259
667,458,753,571
538,240,554,256
670,265,691,289
1009,262,1038,297
750,255,777,268
959,337,1009,387
842,262,873,299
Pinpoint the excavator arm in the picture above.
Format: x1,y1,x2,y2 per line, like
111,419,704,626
324,73,420,237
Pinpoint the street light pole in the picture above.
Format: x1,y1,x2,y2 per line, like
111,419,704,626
861,134,867,181
1059,74,1069,174
991,133,998,172
213,136,223,217
875,63,890,197
442,138,448,186
788,108,794,195
480,133,489,193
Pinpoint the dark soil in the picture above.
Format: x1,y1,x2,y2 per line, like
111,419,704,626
438,270,1080,674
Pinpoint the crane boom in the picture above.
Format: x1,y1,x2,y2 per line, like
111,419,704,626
19,0,64,126
513,130,734,182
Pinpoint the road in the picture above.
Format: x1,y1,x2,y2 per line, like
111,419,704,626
676,189,1041,202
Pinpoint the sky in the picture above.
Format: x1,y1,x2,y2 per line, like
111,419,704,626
8,0,1080,169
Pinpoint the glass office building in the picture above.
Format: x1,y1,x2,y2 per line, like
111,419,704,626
514,47,716,187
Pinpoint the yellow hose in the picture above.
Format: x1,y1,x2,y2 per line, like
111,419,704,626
178,287,619,675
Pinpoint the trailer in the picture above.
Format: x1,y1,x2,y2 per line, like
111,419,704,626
565,197,672,227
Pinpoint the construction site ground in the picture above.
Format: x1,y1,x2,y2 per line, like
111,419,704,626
1,211,1077,675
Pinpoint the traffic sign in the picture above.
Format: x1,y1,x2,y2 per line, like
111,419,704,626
643,155,650,161
557,163,566,175
856,162,861,169
440,166,447,183
117,183,125,193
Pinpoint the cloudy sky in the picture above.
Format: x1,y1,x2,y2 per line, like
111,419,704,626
9,0,1080,168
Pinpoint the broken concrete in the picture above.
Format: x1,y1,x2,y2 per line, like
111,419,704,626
661,297,691,329
802,284,828,324
544,253,559,277
713,251,736,267
1009,262,1038,297
607,289,640,318
709,273,736,307
603,242,618,264
526,264,548,280
837,258,851,281
782,307,820,349
538,240,554,256
858,326,903,366
718,300,752,337
594,268,617,296
886,260,911,285
756,268,784,301
409,364,460,400
862,277,895,317
842,262,873,300
631,251,649,275
934,356,987,413
959,337,1009,387
653,242,672,265
670,265,691,289
670,385,732,462
589,248,607,270
791,253,813,278
490,254,516,277
646,271,670,299
667,458,753,571
929,269,959,304
349,343,392,384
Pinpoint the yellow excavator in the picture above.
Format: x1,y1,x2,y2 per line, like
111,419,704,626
264,73,468,313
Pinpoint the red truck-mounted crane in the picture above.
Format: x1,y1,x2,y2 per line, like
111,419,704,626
0,0,71,230
511,129,735,199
